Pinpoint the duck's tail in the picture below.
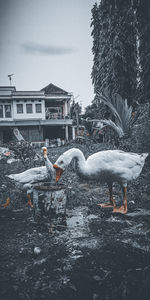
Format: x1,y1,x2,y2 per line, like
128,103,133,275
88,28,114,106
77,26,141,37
6,174,14,180
141,153,149,161
141,153,149,172
6,174,19,181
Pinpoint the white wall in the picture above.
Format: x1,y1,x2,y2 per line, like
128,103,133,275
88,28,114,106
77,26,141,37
63,100,71,116
0,98,71,121
13,99,45,120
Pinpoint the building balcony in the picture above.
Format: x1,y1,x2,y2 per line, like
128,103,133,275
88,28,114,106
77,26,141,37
45,108,72,124
41,118,72,125
0,117,72,126
46,112,63,120
45,112,71,120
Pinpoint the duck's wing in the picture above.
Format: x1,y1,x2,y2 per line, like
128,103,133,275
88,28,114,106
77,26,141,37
7,166,48,184
86,150,148,181
30,166,50,182
87,150,144,166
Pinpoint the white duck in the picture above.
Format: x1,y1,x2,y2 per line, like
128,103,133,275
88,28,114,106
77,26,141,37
6,147,54,207
53,148,148,214
42,146,54,180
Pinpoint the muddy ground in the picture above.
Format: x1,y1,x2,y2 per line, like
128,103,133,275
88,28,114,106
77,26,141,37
0,140,150,300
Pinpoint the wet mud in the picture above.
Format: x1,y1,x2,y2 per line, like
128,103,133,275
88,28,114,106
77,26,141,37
0,143,150,300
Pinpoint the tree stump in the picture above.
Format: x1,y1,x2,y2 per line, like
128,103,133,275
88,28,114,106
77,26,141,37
33,183,67,221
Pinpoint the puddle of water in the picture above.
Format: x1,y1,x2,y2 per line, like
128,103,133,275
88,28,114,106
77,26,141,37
127,209,150,217
106,216,126,223
78,238,99,250
55,207,101,263
65,207,90,239
122,223,148,236
122,239,150,252
34,258,47,265
87,214,99,220
67,209,86,228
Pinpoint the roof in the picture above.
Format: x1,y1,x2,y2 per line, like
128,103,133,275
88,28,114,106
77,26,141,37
0,86,16,91
41,83,69,95
12,91,44,96
0,84,72,101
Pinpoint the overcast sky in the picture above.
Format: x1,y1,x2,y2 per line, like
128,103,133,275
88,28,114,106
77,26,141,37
0,0,97,108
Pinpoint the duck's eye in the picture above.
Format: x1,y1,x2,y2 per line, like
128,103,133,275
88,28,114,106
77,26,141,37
60,160,63,164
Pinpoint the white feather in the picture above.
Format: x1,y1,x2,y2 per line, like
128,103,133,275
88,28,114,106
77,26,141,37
55,148,148,187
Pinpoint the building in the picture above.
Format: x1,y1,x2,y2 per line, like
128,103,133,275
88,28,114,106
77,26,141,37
0,83,75,144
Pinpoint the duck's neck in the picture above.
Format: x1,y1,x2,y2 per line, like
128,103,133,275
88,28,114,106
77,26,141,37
44,156,53,174
71,149,86,174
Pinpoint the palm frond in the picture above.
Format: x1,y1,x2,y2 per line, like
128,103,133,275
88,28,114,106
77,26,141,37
101,119,124,138
95,88,134,136
95,88,122,125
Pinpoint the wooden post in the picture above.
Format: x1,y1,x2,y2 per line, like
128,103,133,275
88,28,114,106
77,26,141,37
72,126,75,140
65,125,69,140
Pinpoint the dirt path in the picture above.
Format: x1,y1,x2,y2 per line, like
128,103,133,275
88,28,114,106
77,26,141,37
1,199,150,299
0,144,150,300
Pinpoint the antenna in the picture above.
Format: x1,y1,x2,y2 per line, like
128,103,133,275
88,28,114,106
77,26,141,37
8,73,14,86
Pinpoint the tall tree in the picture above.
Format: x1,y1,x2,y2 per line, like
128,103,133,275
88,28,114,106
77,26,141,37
135,0,150,103
91,2,101,92
91,0,137,106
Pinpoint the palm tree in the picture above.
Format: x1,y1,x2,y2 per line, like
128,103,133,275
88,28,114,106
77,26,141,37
94,88,139,138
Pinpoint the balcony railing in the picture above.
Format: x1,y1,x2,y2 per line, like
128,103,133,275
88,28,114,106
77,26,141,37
45,112,70,120
46,112,62,119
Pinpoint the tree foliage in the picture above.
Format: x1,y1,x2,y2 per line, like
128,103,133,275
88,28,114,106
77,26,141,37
70,100,82,130
91,0,137,106
95,88,140,137
8,141,37,169
135,0,150,103
90,0,150,120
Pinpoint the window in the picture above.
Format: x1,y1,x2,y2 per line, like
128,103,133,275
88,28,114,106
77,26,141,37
36,104,42,113
0,105,3,118
26,104,32,113
5,105,11,118
17,104,23,114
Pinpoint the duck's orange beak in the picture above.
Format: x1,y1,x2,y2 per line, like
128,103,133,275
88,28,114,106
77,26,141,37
53,164,63,182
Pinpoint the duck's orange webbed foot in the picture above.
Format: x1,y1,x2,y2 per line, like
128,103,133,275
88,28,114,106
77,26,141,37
113,187,128,214
113,205,127,214
98,196,116,208
2,197,10,208
27,200,33,208
27,194,33,208
97,202,114,208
